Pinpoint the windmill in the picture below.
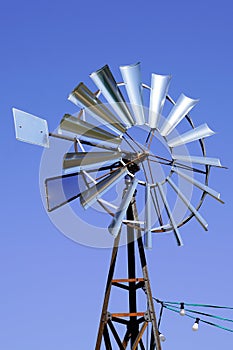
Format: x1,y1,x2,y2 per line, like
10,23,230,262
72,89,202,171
13,62,224,349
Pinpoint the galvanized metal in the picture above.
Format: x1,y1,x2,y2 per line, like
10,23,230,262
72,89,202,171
90,64,135,127
144,184,152,249
13,108,49,147
173,154,222,167
120,62,145,125
160,94,199,137
80,168,128,209
63,151,122,174
157,183,183,246
59,114,122,146
108,177,138,237
45,173,81,212
151,223,171,232
166,177,208,230
148,73,171,129
168,123,215,148
172,168,224,203
68,82,126,134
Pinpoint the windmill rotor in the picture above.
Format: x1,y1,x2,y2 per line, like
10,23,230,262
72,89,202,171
13,62,224,249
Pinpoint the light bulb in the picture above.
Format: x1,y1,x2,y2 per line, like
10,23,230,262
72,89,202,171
159,332,166,342
180,302,185,316
180,309,185,316
192,318,200,331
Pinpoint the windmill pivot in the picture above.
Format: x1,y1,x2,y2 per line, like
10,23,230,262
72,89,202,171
105,312,112,321
123,158,141,174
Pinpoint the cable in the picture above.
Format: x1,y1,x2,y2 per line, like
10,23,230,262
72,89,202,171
163,303,233,323
162,300,233,310
163,305,233,333
152,298,233,334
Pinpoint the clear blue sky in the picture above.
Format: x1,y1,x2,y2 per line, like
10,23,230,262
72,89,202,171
1,0,233,349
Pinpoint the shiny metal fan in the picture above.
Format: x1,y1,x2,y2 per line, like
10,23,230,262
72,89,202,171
13,62,224,248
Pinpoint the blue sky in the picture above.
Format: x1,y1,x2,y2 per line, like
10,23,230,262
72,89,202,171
1,0,233,348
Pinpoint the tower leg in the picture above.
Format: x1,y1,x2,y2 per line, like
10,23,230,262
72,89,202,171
95,233,121,350
95,194,162,350
127,201,139,347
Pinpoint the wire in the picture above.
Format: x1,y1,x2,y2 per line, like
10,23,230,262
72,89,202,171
158,303,164,329
152,298,233,334
163,305,233,333
162,300,233,310
163,303,233,323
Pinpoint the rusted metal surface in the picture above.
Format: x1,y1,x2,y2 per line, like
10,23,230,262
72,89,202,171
132,322,148,350
111,312,145,318
112,278,144,283
95,233,121,350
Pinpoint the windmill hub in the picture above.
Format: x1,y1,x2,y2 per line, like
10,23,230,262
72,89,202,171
123,157,141,174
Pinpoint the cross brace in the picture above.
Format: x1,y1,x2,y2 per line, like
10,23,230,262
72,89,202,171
95,192,162,350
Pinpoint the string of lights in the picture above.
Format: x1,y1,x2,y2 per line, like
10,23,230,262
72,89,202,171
153,298,233,337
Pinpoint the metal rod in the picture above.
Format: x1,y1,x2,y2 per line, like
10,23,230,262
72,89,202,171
111,317,129,326
158,304,164,329
132,321,148,350
49,132,129,153
147,158,164,227
103,325,112,350
125,132,145,152
122,329,131,348
111,312,145,317
139,339,146,350
112,278,144,283
149,157,207,174
108,320,125,350
111,282,130,291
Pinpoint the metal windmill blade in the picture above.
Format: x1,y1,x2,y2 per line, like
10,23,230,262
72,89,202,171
45,172,81,212
168,123,215,148
59,113,122,146
68,82,126,134
63,151,123,174
80,167,128,209
172,154,223,167
160,94,199,137
120,62,145,125
148,73,171,129
90,64,135,127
